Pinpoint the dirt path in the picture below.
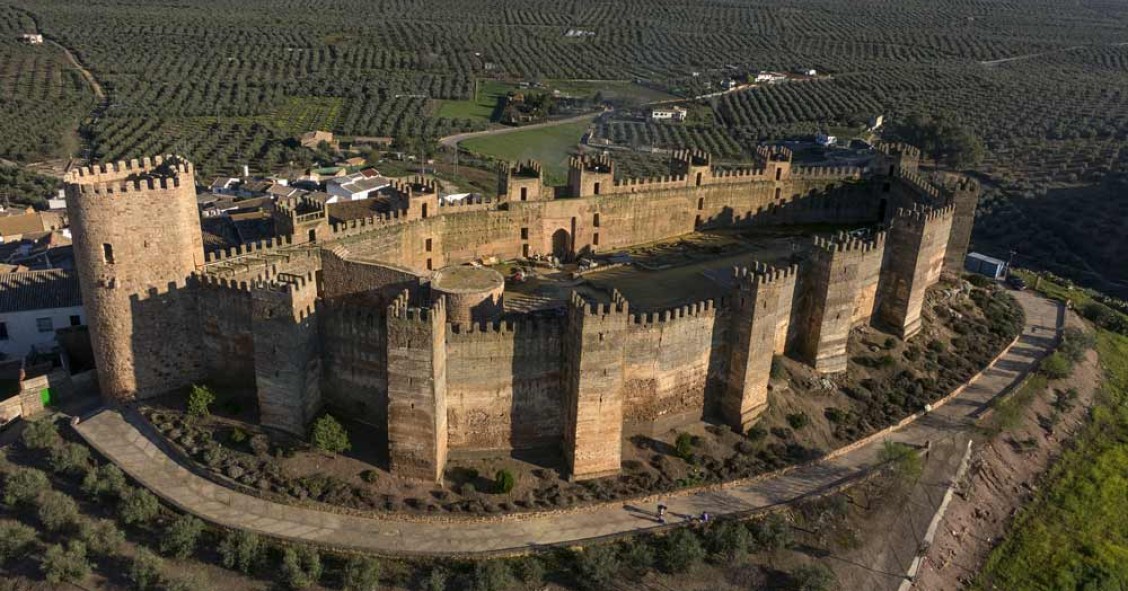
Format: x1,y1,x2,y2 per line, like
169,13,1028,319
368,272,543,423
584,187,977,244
438,111,603,149
910,313,1099,590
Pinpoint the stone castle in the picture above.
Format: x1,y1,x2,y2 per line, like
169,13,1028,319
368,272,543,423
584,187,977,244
64,144,979,482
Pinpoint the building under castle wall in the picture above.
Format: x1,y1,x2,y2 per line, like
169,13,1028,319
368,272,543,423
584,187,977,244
66,143,978,482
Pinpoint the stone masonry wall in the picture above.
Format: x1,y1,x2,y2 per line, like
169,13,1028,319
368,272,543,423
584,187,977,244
445,319,565,452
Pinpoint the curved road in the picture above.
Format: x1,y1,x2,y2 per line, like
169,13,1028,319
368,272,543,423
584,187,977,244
74,291,1060,556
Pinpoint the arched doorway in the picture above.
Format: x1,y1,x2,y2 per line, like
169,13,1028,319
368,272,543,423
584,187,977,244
551,229,572,262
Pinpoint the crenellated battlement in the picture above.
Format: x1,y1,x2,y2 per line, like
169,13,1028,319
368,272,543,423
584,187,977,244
446,314,561,338
612,173,689,191
792,165,865,179
569,153,614,174
568,289,630,317
733,261,800,287
508,160,543,178
390,176,439,196
671,148,711,167
899,170,943,201
631,298,718,325
65,155,194,186
876,141,921,158
329,208,411,239
438,194,493,211
756,145,793,163
65,154,195,196
204,235,296,264
812,230,886,254
388,288,445,322
893,203,955,227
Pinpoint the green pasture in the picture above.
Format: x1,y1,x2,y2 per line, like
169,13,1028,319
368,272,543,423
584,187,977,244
459,118,592,185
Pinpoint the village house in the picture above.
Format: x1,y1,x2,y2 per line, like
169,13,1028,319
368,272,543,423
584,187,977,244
0,270,84,360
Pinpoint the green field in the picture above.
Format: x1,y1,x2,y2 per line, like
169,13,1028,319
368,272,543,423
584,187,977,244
976,276,1128,590
436,80,517,122
546,79,677,104
460,119,593,185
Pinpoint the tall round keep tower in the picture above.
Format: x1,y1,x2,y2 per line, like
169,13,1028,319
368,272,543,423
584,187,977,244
65,156,206,402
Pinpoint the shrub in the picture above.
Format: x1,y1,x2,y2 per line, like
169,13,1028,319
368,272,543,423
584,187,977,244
574,545,619,591
342,556,381,591
42,541,90,584
966,274,993,288
1040,352,1073,380
249,434,271,456
281,546,323,590
81,463,127,500
130,547,164,591
494,469,515,494
513,556,545,587
746,425,768,441
472,560,512,591
790,563,836,591
786,412,810,430
37,490,80,532
21,419,60,450
878,440,923,483
661,528,705,573
674,432,695,460
49,442,91,475
425,567,448,591
3,467,49,506
79,519,124,557
750,514,792,551
118,487,161,525
360,469,380,483
0,522,36,563
186,384,216,417
160,514,205,559
707,520,751,562
229,427,248,444
824,408,846,423
619,541,655,580
1059,327,1095,363
309,414,350,454
218,530,263,574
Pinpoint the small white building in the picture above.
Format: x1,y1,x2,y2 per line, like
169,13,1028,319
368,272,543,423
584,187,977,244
816,132,837,147
755,71,787,84
326,171,392,202
18,33,44,45
650,106,688,123
795,68,818,77
0,270,84,360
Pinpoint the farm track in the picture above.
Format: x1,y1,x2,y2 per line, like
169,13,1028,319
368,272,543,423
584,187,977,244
438,110,605,149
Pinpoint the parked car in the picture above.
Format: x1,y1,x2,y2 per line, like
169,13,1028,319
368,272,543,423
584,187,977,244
1006,275,1027,291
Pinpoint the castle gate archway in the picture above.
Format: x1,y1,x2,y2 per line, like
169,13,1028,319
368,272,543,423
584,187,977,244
552,229,572,262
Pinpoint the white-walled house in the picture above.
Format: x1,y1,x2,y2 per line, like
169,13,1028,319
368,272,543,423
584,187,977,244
0,270,84,360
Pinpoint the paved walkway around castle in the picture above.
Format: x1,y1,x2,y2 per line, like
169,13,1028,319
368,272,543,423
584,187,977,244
74,291,1060,556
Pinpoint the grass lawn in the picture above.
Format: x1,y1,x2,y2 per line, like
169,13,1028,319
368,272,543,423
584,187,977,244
546,79,677,104
460,118,592,185
436,79,516,122
975,275,1128,590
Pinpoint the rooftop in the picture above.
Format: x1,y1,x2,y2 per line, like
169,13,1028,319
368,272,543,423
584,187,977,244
432,266,505,293
0,269,81,314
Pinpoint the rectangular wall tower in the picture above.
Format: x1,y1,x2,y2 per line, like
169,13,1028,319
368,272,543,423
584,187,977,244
724,263,798,431
877,205,955,338
563,291,629,480
386,290,449,482
252,272,323,436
